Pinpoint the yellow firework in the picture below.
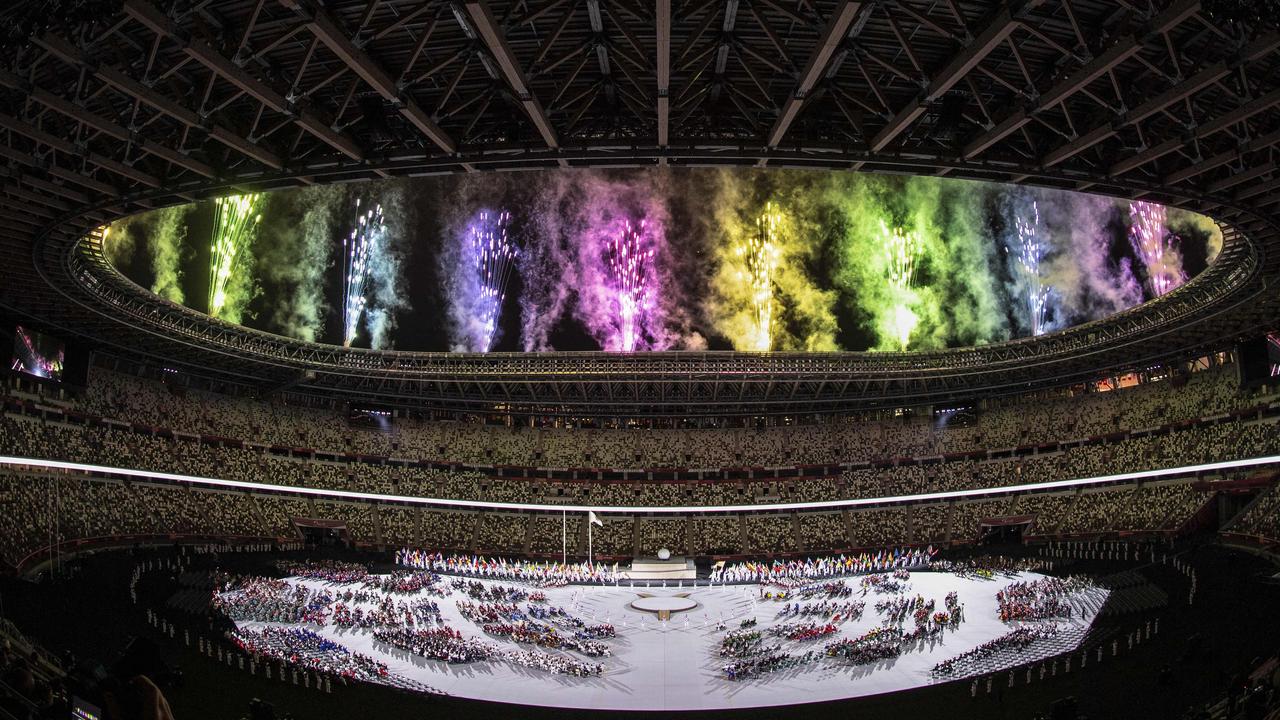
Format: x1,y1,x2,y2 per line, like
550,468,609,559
881,220,921,350
736,202,781,351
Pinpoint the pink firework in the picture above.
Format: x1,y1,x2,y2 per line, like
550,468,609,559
606,220,654,352
1127,201,1186,298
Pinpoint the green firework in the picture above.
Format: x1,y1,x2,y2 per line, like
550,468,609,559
208,194,262,318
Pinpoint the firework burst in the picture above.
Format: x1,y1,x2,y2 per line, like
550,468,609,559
1007,200,1052,335
606,219,654,352
735,203,781,352
881,220,922,350
342,198,385,346
468,209,518,351
208,193,261,317
1127,201,1186,298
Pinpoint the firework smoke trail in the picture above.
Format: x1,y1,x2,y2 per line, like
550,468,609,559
1008,200,1051,335
736,203,780,351
606,219,654,352
1127,200,1186,297
882,220,922,350
468,209,518,351
208,194,261,317
363,185,410,351
341,198,384,346
148,206,190,304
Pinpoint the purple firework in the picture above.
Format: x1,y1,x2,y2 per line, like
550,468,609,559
606,219,654,352
1127,201,1186,298
466,209,518,351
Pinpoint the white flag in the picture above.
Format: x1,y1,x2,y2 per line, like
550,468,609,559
589,511,603,527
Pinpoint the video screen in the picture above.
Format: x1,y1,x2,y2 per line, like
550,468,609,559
71,696,103,720
11,324,65,381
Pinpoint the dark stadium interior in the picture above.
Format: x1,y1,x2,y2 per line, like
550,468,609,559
1,0,1280,719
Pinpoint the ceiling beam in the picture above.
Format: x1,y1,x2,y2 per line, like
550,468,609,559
0,112,161,187
1110,85,1280,176
1042,32,1280,169
1206,161,1275,194
765,1,862,149
122,0,365,162
0,73,217,179
34,34,285,170
656,0,670,148
1163,127,1280,186
962,38,1141,158
0,167,87,204
869,1,1033,152
278,0,457,154
965,0,1200,160
464,0,560,152
0,140,120,197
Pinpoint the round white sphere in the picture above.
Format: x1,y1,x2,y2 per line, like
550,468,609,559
657,548,671,560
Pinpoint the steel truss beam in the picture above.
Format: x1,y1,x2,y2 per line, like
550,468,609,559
121,0,365,161
766,1,861,149
465,0,560,151
279,0,457,154
870,1,1035,152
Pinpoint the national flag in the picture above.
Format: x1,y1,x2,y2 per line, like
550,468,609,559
589,511,604,527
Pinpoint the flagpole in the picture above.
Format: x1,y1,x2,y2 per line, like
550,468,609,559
561,509,566,565
588,512,593,568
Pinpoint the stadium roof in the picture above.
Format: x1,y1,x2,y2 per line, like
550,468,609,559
0,0,1277,416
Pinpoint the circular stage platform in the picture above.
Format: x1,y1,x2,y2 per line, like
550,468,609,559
630,594,698,619
224,570,1107,711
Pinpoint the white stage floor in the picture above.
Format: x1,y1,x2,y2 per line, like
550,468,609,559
233,571,1107,711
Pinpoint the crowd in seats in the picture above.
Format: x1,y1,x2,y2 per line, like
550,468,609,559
57,363,1269,470
474,514,527,553
379,506,417,546
0,359,1272,566
638,517,687,556
799,512,846,551
744,514,796,554
1230,485,1280,541
419,511,474,550
588,517,634,557
529,515,578,555
693,517,741,554
849,509,907,548
1108,483,1206,531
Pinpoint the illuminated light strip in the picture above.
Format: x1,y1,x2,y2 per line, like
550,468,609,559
1,455,1275,515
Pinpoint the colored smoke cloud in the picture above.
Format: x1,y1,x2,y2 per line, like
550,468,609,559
254,186,339,343
364,183,411,350
105,170,1218,353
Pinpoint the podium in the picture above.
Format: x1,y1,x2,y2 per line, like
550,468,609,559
621,556,697,580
